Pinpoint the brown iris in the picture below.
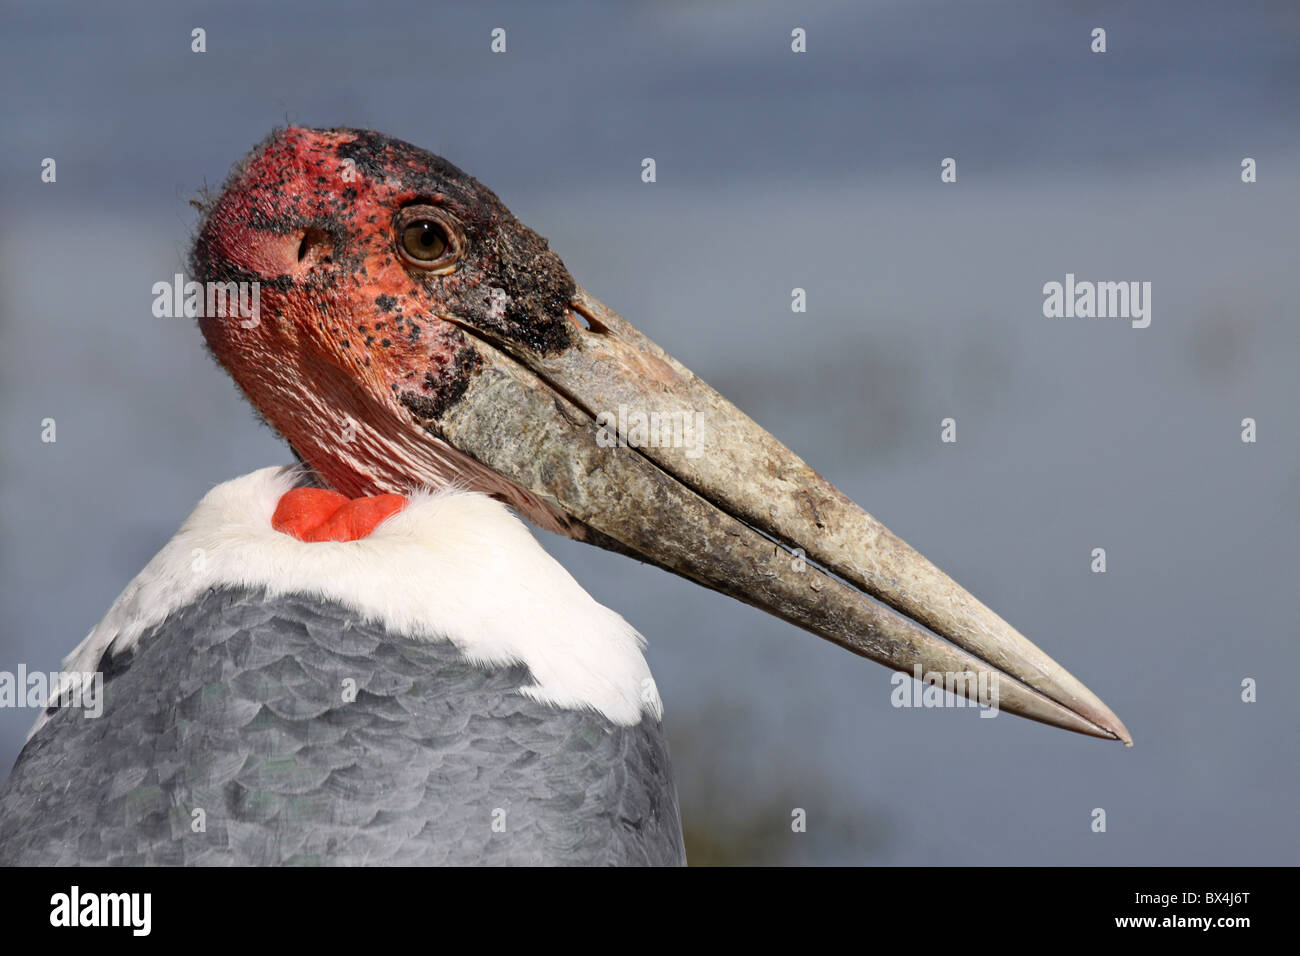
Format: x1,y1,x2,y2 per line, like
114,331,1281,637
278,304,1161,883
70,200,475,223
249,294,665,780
394,205,462,271
402,220,446,260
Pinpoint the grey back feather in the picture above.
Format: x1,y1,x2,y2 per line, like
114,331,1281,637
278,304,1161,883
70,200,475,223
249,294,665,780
0,587,685,866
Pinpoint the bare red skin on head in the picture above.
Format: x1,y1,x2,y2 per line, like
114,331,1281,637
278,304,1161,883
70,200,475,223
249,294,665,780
193,128,581,537
272,487,407,543
194,128,483,497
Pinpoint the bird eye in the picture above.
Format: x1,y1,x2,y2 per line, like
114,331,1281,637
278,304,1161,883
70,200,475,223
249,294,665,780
402,221,446,260
394,206,462,272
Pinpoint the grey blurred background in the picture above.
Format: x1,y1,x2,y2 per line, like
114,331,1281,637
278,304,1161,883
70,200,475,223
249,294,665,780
2,0,1297,864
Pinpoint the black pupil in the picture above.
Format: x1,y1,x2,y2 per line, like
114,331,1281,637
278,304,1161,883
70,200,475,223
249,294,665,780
404,220,447,261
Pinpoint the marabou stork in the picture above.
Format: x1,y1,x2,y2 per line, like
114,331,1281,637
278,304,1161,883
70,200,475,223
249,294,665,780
0,128,1130,866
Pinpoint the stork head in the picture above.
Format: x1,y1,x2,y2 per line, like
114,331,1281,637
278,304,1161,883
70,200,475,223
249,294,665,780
192,127,1131,744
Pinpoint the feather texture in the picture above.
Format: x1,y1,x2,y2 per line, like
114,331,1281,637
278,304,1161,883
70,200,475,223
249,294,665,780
0,587,684,866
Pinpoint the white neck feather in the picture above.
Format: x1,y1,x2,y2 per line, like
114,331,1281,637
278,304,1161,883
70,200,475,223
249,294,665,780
41,466,659,738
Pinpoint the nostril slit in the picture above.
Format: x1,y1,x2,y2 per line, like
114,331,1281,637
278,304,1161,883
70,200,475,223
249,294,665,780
570,307,607,334
297,228,330,265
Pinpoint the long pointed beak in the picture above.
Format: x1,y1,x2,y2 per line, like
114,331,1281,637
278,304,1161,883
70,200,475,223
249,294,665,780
426,288,1131,743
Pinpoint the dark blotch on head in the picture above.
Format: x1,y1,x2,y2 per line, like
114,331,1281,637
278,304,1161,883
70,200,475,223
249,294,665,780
337,131,577,355
399,345,483,421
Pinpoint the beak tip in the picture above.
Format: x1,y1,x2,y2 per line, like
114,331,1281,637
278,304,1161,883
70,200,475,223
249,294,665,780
1094,708,1133,746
